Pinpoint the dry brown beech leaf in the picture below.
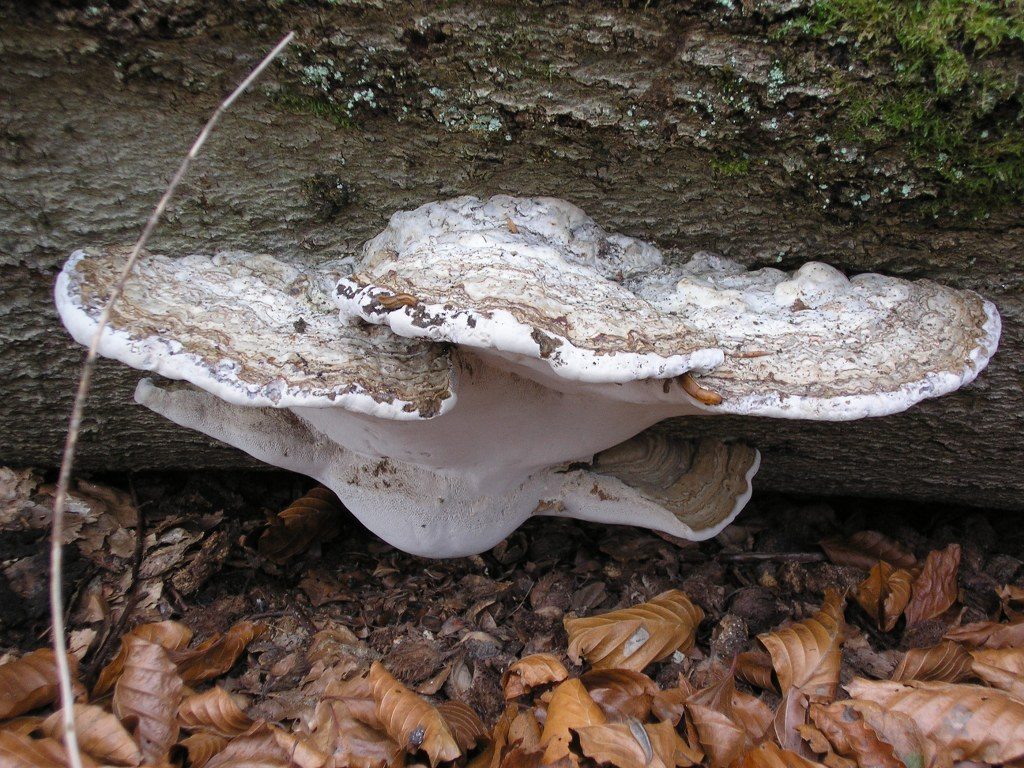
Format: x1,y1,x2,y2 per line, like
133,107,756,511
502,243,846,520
501,654,569,700
580,668,659,722
650,683,692,727
0,716,47,735
0,649,66,720
467,705,519,768
564,589,703,671
307,697,400,768
832,699,941,768
540,678,606,764
807,701,903,768
0,729,100,768
904,544,961,627
758,591,845,701
891,641,973,683
180,732,229,768
204,723,329,768
944,619,1024,649
178,686,254,737
437,700,486,752
575,719,696,768
855,562,912,632
969,647,1024,698
258,486,343,564
772,689,809,755
1000,584,1024,621
368,661,461,766
170,621,267,686
795,722,857,768
112,637,184,766
322,674,380,729
819,532,916,571
736,650,776,692
93,620,193,697
845,677,1024,764
685,671,771,768
735,742,827,768
41,704,141,766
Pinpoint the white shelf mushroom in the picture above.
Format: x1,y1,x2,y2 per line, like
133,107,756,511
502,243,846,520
54,197,1000,557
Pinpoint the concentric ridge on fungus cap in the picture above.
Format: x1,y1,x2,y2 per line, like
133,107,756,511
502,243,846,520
336,195,1000,419
54,247,455,419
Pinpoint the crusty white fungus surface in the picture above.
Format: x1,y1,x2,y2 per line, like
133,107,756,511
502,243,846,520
55,248,455,419
338,196,1000,419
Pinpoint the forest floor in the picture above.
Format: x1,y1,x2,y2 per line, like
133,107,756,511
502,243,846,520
1,467,1022,767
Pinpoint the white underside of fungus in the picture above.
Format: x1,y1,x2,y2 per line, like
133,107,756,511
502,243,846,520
55,196,1000,557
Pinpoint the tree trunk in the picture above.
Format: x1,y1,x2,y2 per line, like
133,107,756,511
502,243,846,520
1,1,1021,508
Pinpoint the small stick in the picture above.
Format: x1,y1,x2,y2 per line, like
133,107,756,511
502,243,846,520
48,32,294,767
718,551,826,563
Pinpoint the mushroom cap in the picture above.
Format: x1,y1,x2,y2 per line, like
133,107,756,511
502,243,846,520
630,252,1001,419
336,196,725,384
337,196,1000,420
55,247,455,419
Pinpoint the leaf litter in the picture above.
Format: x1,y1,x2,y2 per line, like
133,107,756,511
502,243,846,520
0,469,1023,766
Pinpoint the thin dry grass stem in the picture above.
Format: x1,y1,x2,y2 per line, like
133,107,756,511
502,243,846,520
47,31,295,768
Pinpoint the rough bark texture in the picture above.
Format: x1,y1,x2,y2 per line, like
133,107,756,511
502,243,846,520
1,1,1021,508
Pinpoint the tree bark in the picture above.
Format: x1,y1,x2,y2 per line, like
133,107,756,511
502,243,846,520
1,2,1021,508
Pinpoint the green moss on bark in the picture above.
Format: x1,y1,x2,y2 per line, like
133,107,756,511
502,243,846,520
789,0,1024,205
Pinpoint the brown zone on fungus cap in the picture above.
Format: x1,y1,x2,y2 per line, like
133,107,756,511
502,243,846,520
62,248,456,415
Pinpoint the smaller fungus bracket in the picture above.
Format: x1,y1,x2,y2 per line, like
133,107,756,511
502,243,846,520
55,247,455,419
628,253,1002,420
336,196,725,385
548,433,760,541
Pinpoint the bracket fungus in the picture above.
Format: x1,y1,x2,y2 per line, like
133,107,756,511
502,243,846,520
55,196,1000,557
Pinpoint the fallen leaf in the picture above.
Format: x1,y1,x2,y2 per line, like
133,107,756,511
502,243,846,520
322,673,379,729
855,562,912,632
170,621,266,685
41,704,141,766
999,584,1024,621
650,682,693,727
437,700,486,752
501,654,568,700
819,532,916,571
807,701,903,768
178,686,253,737
575,719,693,768
204,723,329,768
796,722,857,768
944,619,1024,649
772,689,809,755
845,677,1024,763
758,591,845,701
891,641,973,682
0,729,100,768
467,705,520,768
307,698,399,768
831,699,941,768
904,544,960,627
368,661,461,766
580,668,659,722
112,637,183,766
685,671,771,768
0,649,65,720
564,590,703,671
259,486,343,564
180,732,229,768
735,742,827,768
736,650,776,692
93,621,193,696
0,717,46,735
969,647,1024,698
540,678,606,764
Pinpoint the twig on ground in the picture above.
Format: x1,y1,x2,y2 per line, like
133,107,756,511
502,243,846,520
717,551,827,564
47,32,295,767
